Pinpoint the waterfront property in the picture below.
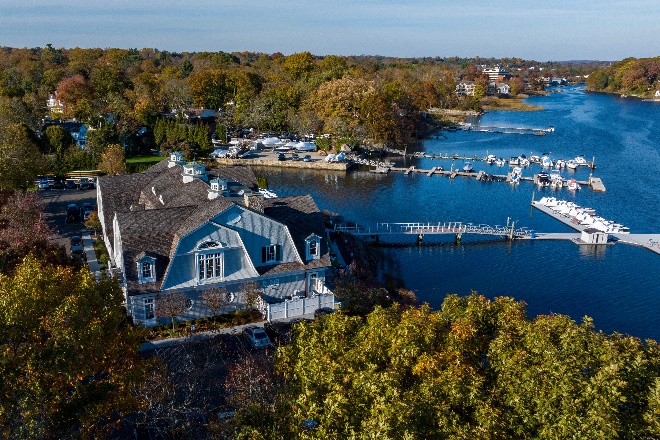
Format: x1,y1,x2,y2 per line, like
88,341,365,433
96,152,333,327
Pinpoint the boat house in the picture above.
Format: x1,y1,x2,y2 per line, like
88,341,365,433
581,228,609,245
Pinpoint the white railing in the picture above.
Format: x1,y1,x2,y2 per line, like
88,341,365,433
335,222,532,238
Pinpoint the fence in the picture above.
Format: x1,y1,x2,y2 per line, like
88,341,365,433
265,293,335,321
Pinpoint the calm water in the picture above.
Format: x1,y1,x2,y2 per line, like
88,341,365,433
258,87,660,340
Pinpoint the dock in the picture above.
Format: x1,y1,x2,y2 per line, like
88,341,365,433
388,166,601,190
589,177,606,192
531,201,660,255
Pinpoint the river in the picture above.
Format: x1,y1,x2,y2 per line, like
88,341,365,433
256,86,660,340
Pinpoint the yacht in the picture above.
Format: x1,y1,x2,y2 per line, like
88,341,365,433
541,154,554,168
495,157,506,167
574,155,588,166
566,160,578,170
568,179,581,191
463,162,474,172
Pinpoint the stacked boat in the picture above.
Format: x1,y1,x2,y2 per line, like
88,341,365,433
258,188,278,199
536,197,630,233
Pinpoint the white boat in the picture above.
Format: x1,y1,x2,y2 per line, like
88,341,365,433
486,154,497,164
530,155,541,163
555,159,566,169
295,141,317,152
568,179,581,191
370,165,390,174
495,158,506,167
566,160,578,170
509,157,520,166
541,155,553,168
574,155,588,166
463,162,474,172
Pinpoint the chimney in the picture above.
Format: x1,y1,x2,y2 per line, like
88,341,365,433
244,194,264,213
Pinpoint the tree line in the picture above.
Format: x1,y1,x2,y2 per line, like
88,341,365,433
586,56,660,97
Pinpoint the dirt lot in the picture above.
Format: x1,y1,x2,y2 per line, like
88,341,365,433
39,186,98,254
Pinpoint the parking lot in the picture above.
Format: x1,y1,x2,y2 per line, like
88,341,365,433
39,186,98,254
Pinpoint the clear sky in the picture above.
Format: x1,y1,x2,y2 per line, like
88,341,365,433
1,0,658,61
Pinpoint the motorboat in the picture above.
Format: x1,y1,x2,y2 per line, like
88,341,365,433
295,141,317,152
555,159,566,169
568,179,581,191
486,154,497,164
574,155,588,166
530,155,541,163
370,165,390,174
509,156,520,166
463,162,474,172
519,155,530,167
495,158,506,167
566,160,578,170
541,154,553,168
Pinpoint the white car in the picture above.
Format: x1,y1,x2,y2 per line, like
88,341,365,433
210,149,228,158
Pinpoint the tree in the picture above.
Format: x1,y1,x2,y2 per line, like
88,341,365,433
509,76,526,96
84,211,101,237
240,281,263,310
0,255,151,439
0,123,46,191
261,294,660,439
98,143,126,175
156,291,188,331
43,125,73,155
282,51,316,82
200,286,231,321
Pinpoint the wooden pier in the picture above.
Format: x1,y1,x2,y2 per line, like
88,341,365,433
388,165,600,189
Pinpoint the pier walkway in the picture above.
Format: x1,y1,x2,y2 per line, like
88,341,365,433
334,222,531,239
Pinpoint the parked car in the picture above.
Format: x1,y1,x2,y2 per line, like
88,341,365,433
242,326,271,349
38,180,50,190
65,179,77,190
52,179,64,189
303,155,312,162
82,203,93,221
277,153,286,161
70,235,84,256
66,204,80,223
78,178,90,190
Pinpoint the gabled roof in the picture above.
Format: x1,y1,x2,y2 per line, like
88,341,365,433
262,195,330,269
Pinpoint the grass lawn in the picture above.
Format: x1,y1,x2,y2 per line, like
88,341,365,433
125,155,166,165
481,96,544,111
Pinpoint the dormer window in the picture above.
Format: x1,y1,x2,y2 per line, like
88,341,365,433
262,244,282,264
305,235,321,261
196,241,224,283
137,255,156,284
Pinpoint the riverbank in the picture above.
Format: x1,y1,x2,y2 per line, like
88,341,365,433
481,96,544,111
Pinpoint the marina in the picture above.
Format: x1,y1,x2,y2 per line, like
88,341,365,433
258,86,660,340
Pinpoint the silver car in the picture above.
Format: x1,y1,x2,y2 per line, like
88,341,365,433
242,326,271,349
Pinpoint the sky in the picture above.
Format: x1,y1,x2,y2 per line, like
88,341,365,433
1,0,658,61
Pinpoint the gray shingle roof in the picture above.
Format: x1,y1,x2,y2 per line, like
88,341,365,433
262,195,331,269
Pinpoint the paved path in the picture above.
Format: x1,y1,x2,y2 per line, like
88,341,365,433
82,232,105,280
140,313,316,351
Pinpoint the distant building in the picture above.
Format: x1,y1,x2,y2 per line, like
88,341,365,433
483,67,510,81
455,81,476,97
46,93,63,114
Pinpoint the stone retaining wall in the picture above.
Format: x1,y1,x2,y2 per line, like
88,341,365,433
211,157,351,171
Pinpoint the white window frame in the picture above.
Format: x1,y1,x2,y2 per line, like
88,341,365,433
305,235,321,261
196,252,224,283
137,257,156,284
144,298,155,320
265,245,277,262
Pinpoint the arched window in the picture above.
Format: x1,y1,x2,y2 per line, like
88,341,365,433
196,241,225,283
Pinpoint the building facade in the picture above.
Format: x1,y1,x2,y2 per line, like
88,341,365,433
97,153,333,326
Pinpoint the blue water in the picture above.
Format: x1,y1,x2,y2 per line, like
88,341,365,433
257,87,660,340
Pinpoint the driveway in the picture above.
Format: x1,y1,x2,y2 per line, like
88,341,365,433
39,186,97,254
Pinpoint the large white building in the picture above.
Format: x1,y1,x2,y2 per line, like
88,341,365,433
483,67,510,81
96,153,333,326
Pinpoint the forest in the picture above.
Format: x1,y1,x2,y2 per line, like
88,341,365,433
0,45,606,185
586,56,660,97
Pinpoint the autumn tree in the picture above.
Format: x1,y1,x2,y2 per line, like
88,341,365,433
282,51,317,82
258,294,660,438
156,291,188,331
200,286,232,321
84,210,101,237
98,143,127,175
0,255,151,439
509,76,526,96
240,281,263,310
0,123,46,191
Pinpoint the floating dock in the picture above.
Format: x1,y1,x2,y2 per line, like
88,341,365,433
531,201,660,255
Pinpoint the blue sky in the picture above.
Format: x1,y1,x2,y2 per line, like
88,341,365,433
1,0,658,61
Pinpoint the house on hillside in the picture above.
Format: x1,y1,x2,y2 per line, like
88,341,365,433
96,152,334,326
42,119,88,148
455,81,476,97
